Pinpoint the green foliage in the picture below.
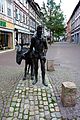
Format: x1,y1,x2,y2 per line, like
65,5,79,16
41,0,65,39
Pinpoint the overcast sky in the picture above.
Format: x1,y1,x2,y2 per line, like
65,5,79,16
34,0,79,22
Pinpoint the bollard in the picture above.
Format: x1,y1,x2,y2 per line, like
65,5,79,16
61,82,77,107
47,60,55,71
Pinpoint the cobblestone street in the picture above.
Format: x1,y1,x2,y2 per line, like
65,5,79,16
0,43,80,120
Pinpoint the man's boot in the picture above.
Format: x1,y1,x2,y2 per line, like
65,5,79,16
31,75,34,80
32,74,38,85
42,74,48,87
42,79,48,87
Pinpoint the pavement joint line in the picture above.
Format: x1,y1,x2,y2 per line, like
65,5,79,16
0,49,14,54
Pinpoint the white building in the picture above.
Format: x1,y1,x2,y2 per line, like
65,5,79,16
0,0,44,50
0,0,14,49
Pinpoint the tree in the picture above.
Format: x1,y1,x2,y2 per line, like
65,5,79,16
41,0,65,43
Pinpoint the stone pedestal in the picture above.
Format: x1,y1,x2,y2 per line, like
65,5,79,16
61,82,77,107
47,60,55,71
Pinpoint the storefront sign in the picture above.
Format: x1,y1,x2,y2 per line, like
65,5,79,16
0,20,6,27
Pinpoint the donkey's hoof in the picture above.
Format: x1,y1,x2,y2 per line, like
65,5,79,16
31,76,34,80
23,77,26,80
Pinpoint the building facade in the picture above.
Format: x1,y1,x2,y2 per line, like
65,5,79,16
0,0,43,50
14,0,30,46
70,1,80,44
66,19,71,42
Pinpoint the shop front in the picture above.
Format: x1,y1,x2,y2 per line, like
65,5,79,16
14,25,30,46
0,20,14,50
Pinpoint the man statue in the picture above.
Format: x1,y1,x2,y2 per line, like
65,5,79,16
30,25,48,86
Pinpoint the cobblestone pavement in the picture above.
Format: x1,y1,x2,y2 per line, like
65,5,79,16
47,66,80,120
1,69,61,120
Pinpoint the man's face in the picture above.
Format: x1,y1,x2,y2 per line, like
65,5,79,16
37,26,42,37
37,29,42,35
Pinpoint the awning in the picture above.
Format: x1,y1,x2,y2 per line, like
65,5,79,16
18,29,30,34
29,32,34,35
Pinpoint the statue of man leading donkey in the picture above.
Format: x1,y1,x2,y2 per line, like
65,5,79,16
16,25,48,87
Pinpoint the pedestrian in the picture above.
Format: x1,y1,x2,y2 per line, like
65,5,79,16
30,25,48,86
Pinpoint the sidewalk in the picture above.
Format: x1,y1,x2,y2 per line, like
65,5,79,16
1,68,61,120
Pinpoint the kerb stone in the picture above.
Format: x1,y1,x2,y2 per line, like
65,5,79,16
47,60,55,71
61,82,77,107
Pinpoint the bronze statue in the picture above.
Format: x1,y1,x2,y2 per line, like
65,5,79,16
30,25,48,86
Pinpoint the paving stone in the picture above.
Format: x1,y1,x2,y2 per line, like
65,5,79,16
55,106,60,112
55,112,61,118
12,97,17,102
43,97,47,101
12,118,18,120
44,101,48,106
6,117,13,120
2,117,6,120
49,103,54,108
35,106,39,110
18,113,23,119
44,106,49,110
11,102,16,107
40,112,45,117
50,108,55,112
29,116,35,120
51,113,56,117
35,101,38,105
15,107,19,111
9,107,14,112
16,103,20,107
35,110,39,115
17,99,21,103
24,114,28,119
51,118,57,120
39,101,43,105
30,111,34,116
14,112,18,117
39,118,45,120
9,112,14,117
24,109,28,115
39,108,44,112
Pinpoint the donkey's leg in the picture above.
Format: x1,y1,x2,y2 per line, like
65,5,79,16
23,60,27,80
27,64,30,74
31,61,34,80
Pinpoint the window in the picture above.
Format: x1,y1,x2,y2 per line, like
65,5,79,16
26,16,27,25
15,8,18,20
0,0,2,12
19,11,22,22
7,1,12,17
0,3,3,13
7,8,11,16
2,4,3,12
23,14,25,23
0,0,1,11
